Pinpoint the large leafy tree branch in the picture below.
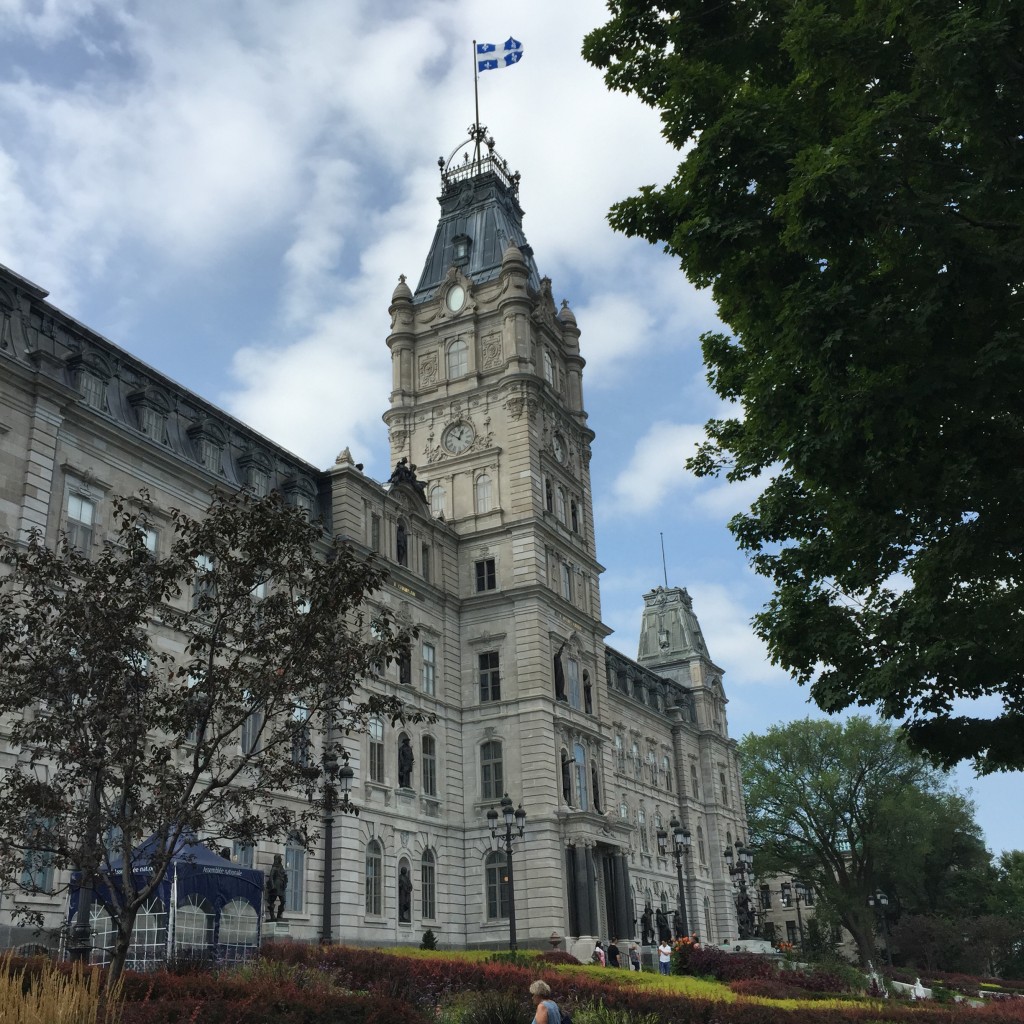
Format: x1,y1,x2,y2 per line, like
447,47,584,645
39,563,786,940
739,717,986,966
585,2,1024,771
0,489,413,985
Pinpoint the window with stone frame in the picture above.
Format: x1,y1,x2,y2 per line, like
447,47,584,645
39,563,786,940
475,558,496,592
691,763,700,799
421,850,436,920
421,735,437,796
543,350,554,385
78,369,108,410
697,826,706,864
637,806,649,854
556,487,567,523
368,716,385,784
365,840,383,916
422,642,436,696
478,651,500,703
480,739,503,800
485,850,509,920
567,657,581,709
561,561,573,601
370,514,381,551
574,742,588,811
446,339,469,378
429,484,445,517
614,734,625,772
475,473,493,514
570,499,579,532
284,836,305,913
720,770,729,807
66,493,96,553
421,543,431,583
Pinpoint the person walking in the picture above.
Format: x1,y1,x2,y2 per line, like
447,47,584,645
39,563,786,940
657,938,673,975
607,937,620,968
629,942,641,971
529,980,562,1023
592,941,606,967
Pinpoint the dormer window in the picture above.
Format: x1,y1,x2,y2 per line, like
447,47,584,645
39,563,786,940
67,352,112,412
239,452,272,497
188,420,226,474
128,388,170,444
452,234,471,265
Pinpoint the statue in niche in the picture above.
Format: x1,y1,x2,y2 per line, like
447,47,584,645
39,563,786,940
553,641,567,701
398,865,413,922
656,907,671,942
398,736,415,788
591,763,602,813
641,903,655,945
265,854,288,922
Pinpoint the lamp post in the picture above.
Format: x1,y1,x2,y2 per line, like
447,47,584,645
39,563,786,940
487,793,526,951
657,817,691,938
780,880,807,948
320,749,359,945
724,842,756,939
866,890,893,968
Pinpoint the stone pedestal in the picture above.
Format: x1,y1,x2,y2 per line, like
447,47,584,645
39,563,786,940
263,920,292,941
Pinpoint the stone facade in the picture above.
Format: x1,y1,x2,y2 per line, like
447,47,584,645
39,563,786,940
0,134,748,954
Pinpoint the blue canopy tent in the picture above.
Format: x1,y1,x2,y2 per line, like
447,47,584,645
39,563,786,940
67,834,264,968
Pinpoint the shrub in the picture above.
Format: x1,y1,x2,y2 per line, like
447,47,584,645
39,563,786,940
537,951,582,966
421,929,439,950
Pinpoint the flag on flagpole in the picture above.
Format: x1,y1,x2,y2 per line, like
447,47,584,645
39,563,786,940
476,37,523,72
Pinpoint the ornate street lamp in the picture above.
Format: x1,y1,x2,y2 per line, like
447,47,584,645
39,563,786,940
487,793,526,950
657,817,691,938
320,749,359,944
780,879,808,948
725,841,756,939
866,889,893,967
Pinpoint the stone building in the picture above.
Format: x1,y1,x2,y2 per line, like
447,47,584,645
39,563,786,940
0,129,748,955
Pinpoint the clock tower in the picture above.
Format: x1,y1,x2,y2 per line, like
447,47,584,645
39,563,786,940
383,126,612,949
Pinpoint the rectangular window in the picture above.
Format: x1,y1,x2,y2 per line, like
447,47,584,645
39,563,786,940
20,819,54,892
786,921,798,945
561,562,572,601
760,885,772,910
475,558,496,592
369,718,385,783
421,858,436,920
66,493,95,553
720,771,729,807
691,764,700,799
422,736,437,797
398,648,411,686
285,844,305,913
478,651,500,702
370,514,381,551
480,740,503,800
422,543,431,583
486,852,509,920
79,371,106,410
567,657,581,709
422,643,436,696
233,842,254,869
240,711,262,755
193,553,215,608
144,527,159,554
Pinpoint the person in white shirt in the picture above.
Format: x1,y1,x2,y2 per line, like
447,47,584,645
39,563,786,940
657,939,673,975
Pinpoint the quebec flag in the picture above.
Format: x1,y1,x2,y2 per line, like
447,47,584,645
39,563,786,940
477,37,524,72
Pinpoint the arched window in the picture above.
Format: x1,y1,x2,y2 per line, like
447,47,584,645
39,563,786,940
421,850,436,920
574,742,588,811
543,350,554,385
447,339,468,378
475,473,493,514
175,895,214,952
422,735,437,796
285,835,305,913
619,798,628,820
429,484,445,517
556,487,567,523
365,840,383,916
481,740,503,800
485,850,509,919
697,826,706,865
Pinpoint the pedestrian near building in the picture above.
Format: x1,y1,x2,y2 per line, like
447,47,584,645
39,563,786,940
607,938,620,968
529,980,562,1023
657,939,673,975
592,941,606,967
629,942,641,971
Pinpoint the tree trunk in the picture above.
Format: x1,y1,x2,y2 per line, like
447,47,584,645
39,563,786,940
105,909,139,992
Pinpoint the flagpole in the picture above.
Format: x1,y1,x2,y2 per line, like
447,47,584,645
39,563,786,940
472,39,482,168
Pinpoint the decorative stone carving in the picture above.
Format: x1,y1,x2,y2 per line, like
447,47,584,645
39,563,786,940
481,335,503,370
419,354,438,385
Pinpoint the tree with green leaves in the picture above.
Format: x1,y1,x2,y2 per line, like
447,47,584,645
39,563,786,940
739,717,984,966
584,1,1024,772
0,490,411,987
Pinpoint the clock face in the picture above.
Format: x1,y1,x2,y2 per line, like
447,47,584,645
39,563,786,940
446,284,466,313
443,422,476,454
552,434,566,463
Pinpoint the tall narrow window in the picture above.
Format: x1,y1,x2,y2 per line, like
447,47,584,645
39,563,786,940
421,850,436,920
480,740,503,800
193,553,215,609
429,484,445,518
691,764,700,799
370,514,381,551
398,647,411,686
79,371,107,410
396,520,408,566
574,742,588,812
704,897,714,945
614,734,625,772
422,642,436,696
663,755,672,792
485,851,509,919
583,671,593,714
285,837,305,913
570,500,579,532
20,819,54,891
365,840,383,916
421,735,437,796
422,543,431,583
543,350,554,385
760,884,772,909
240,705,262,756
545,479,553,513
561,562,572,601
478,651,500,702
560,751,572,804
637,807,648,853
447,339,469,378
475,558,496,592
144,527,159,555
556,487,567,523
66,494,95,553
697,826,706,865
368,717,385,783
720,771,729,807
232,842,254,869
290,705,311,767
475,474,493,514
567,657,581,709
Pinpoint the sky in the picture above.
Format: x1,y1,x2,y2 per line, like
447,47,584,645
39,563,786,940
1,0,1019,857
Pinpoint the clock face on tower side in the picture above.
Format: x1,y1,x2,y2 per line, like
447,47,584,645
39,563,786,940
552,433,566,463
443,421,476,454
446,284,466,313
